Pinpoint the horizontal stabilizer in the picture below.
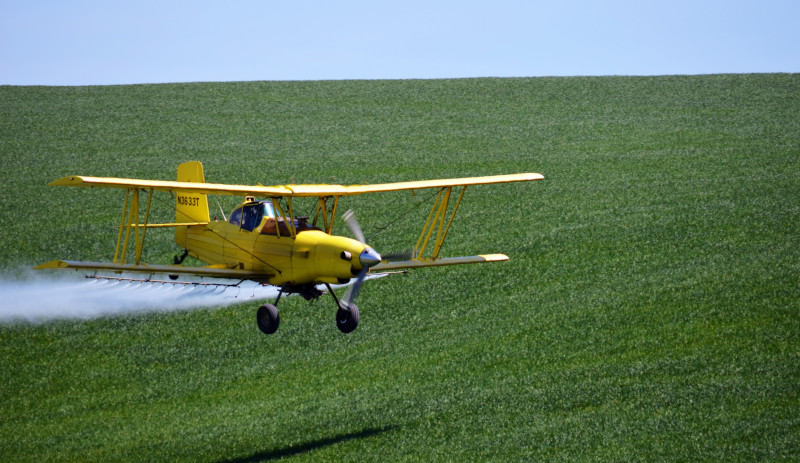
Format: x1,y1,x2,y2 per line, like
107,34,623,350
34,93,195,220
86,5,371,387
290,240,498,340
371,254,509,271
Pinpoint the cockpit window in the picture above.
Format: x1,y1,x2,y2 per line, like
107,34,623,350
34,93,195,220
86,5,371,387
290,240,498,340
262,202,276,219
229,201,275,232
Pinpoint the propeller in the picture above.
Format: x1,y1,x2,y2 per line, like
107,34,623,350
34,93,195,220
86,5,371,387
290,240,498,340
341,209,381,308
343,209,412,260
342,209,365,244
344,209,413,261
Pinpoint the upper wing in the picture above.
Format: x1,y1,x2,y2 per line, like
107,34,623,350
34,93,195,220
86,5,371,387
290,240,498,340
49,176,293,196
49,172,544,197
284,172,544,196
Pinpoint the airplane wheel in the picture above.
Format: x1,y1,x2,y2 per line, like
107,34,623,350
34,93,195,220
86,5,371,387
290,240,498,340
336,303,360,333
257,304,280,335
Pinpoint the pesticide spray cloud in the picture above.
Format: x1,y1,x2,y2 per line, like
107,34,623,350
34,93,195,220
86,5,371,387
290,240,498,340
0,273,280,323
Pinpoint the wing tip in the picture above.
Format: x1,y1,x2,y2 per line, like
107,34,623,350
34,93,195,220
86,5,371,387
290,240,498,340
479,253,510,262
34,260,69,269
49,176,81,187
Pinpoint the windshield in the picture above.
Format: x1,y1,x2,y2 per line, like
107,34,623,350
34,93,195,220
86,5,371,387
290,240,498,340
229,201,275,231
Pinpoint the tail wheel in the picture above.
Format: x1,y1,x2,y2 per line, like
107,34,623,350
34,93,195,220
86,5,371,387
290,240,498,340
336,302,360,333
257,304,280,335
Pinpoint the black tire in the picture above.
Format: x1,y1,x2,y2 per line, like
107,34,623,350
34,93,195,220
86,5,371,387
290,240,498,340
336,302,360,333
257,304,280,335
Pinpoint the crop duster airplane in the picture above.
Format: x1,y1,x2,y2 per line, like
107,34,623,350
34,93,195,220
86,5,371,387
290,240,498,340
37,161,544,334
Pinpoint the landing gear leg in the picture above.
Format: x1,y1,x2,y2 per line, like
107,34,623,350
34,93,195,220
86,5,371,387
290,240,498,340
169,250,190,280
274,286,286,306
325,284,360,334
173,249,189,265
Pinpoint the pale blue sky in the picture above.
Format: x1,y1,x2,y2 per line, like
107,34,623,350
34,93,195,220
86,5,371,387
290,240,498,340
1,0,798,86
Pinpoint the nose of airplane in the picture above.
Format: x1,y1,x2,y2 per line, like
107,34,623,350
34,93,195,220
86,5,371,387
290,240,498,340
359,247,382,268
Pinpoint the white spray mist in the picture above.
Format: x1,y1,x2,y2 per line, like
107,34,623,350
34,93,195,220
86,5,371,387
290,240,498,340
0,273,280,323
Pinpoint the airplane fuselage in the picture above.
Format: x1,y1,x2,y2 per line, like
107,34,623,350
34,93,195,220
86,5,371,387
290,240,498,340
179,219,377,287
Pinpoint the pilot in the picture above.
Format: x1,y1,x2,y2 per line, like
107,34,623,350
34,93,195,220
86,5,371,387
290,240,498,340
241,204,263,231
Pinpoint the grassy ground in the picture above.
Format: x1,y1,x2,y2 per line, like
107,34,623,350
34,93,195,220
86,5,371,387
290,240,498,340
0,74,798,461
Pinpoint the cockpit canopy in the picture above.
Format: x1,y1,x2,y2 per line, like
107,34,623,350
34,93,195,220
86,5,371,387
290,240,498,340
229,201,275,232
229,200,321,235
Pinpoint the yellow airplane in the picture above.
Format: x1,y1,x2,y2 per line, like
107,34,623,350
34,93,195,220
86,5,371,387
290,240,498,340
36,161,543,334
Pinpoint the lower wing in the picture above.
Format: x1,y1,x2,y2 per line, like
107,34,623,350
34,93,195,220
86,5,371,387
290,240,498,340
35,260,274,280
371,254,508,271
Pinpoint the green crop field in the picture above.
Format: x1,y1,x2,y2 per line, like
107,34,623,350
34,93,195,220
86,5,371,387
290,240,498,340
1,74,798,461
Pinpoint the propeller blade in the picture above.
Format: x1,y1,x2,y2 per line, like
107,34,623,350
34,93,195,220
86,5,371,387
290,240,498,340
343,209,365,244
344,267,368,307
341,209,383,308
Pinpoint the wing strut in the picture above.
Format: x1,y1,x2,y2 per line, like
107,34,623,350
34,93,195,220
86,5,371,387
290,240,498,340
311,196,341,234
415,186,467,260
114,188,155,265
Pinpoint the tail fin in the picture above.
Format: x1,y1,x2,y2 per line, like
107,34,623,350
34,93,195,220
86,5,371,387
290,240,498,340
175,161,210,248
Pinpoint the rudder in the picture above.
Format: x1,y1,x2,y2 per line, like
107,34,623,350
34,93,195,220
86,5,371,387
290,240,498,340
175,161,210,248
